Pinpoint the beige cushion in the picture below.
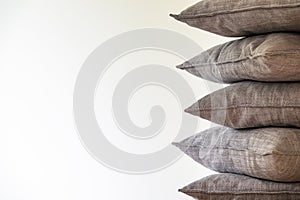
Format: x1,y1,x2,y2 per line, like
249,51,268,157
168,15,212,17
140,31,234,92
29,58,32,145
185,81,300,129
170,0,300,37
174,126,300,182
180,173,300,200
177,33,300,83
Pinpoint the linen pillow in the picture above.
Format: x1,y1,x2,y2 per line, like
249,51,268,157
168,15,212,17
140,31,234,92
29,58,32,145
180,174,300,200
170,0,300,37
173,126,300,182
177,33,300,83
185,81,300,129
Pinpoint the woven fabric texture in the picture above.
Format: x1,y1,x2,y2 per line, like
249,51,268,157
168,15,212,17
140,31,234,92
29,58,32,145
180,173,300,200
177,33,300,83
170,0,300,37
185,81,300,129
174,126,300,182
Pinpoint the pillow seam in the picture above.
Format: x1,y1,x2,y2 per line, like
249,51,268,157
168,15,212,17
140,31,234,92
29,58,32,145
180,49,300,69
197,105,300,111
176,144,300,156
181,190,300,195
176,3,300,19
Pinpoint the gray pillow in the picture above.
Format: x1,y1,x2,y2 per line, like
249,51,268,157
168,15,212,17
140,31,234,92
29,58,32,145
180,173,300,200
170,0,300,37
173,126,300,182
177,33,300,83
185,81,300,129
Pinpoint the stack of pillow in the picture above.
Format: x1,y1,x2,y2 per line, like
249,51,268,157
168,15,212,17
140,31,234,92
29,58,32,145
170,0,300,199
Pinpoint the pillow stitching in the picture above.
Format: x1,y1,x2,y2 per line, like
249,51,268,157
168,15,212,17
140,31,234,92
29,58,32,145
179,49,300,69
176,145,300,156
196,105,300,111
175,3,300,19
181,190,300,195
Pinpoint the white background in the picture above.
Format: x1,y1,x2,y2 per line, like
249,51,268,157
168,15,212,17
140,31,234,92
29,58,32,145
0,0,233,199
